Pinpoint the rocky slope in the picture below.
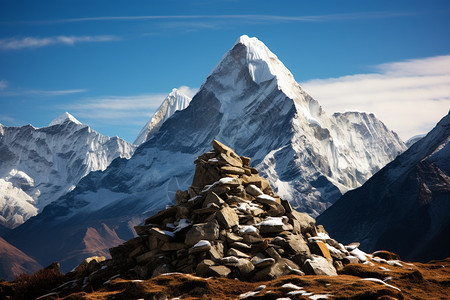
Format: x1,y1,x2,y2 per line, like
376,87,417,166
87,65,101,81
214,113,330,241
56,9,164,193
134,88,191,145
3,259,448,300
0,113,135,229
317,113,450,262
4,35,405,273
0,237,42,280
1,140,448,298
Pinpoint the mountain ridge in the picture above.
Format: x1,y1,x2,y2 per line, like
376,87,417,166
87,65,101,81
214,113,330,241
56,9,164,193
134,88,191,145
0,115,136,229
317,112,450,262
4,35,405,273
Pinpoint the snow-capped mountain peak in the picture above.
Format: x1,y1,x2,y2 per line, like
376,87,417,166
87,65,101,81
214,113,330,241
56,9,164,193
207,34,300,101
134,88,191,145
49,112,82,126
4,35,406,272
0,116,136,229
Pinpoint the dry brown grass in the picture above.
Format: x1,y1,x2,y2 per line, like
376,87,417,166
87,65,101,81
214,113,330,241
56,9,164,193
13,268,65,300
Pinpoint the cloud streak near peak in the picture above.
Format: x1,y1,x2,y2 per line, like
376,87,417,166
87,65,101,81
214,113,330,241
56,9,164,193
0,35,119,50
6,11,415,26
301,55,450,141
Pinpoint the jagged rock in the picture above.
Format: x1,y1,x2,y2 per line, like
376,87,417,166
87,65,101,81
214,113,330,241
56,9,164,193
343,255,360,265
221,165,245,175
226,232,244,243
252,257,275,268
309,240,333,260
161,242,185,252
203,191,225,207
208,265,231,277
185,219,219,246
265,247,282,260
150,227,174,242
196,259,216,276
245,184,263,197
230,241,251,250
136,250,158,264
189,240,212,254
372,250,400,261
227,248,250,258
145,206,177,225
252,261,289,281
101,140,366,282
193,203,220,214
288,210,316,234
74,256,105,275
284,235,310,256
303,255,337,276
216,206,239,229
208,244,223,260
152,263,175,277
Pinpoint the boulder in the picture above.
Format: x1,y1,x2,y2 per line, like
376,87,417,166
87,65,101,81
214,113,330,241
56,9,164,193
372,250,400,261
189,240,212,254
303,255,337,276
220,165,245,175
309,240,333,260
216,206,239,229
227,248,250,258
203,191,225,207
145,206,177,225
342,255,360,265
245,184,263,197
196,259,216,276
208,265,231,277
74,256,106,275
185,219,219,246
288,210,316,234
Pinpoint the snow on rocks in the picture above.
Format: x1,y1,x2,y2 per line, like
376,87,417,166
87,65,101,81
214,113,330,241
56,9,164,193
103,140,374,282
360,278,401,292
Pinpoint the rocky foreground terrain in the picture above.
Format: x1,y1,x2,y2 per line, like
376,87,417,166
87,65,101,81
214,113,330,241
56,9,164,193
1,140,448,299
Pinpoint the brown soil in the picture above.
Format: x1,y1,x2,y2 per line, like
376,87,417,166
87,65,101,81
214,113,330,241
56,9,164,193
2,258,449,299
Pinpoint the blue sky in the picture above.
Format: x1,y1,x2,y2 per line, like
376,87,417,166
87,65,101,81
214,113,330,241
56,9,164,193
0,0,449,143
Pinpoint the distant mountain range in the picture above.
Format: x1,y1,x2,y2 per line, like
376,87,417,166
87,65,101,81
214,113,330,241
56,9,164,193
2,35,406,275
318,113,450,262
0,113,135,229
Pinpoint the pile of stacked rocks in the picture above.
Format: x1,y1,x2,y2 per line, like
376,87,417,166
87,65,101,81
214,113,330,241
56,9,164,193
108,140,366,281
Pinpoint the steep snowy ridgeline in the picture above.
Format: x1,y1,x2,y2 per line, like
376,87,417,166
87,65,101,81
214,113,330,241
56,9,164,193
134,89,191,145
5,35,405,271
406,134,426,148
0,113,135,228
317,113,450,262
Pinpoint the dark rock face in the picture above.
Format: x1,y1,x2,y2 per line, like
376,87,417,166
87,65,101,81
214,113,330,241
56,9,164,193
317,113,450,262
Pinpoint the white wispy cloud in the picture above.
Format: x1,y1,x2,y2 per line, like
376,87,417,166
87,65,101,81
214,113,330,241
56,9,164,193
301,55,450,141
0,35,119,50
1,88,88,96
7,12,414,25
67,86,198,122
0,80,8,90
177,85,198,98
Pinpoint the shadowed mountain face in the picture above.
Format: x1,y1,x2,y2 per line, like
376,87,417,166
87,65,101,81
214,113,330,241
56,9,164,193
4,35,405,273
317,113,450,262
0,237,42,280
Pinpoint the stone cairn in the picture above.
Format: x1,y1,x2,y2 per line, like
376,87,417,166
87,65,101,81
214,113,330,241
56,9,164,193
108,140,365,281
